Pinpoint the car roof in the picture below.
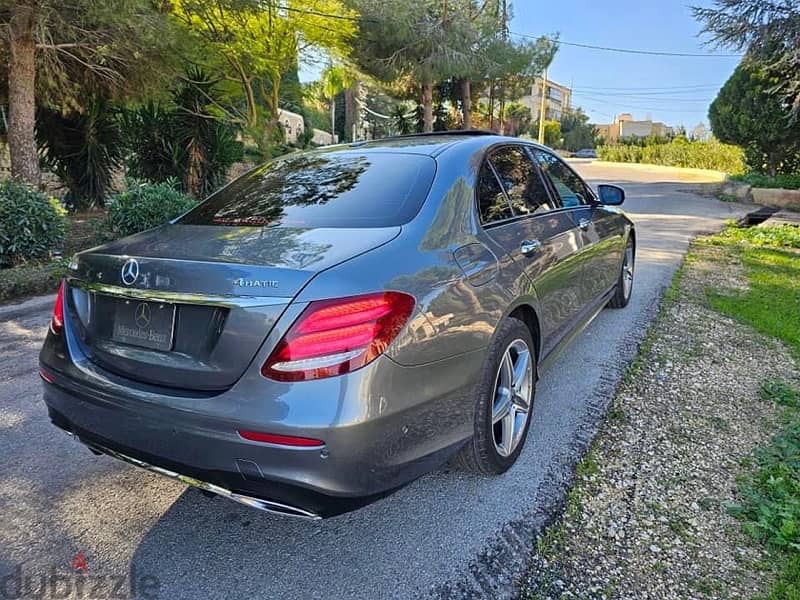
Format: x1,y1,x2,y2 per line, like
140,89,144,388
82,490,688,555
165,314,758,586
319,131,553,157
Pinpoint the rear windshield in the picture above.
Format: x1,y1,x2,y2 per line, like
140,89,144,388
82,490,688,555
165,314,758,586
178,151,436,228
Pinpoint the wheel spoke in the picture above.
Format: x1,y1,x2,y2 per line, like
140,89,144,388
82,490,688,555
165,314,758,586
493,386,512,423
501,405,516,456
512,349,529,390
500,351,513,389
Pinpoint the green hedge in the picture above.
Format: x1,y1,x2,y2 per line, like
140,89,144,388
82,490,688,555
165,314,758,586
0,179,68,267
597,138,745,175
0,258,69,303
107,180,197,237
730,172,800,190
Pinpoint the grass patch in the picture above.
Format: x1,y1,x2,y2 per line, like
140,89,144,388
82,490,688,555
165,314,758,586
702,227,800,357
731,173,800,191
701,224,800,597
729,380,800,600
712,224,800,250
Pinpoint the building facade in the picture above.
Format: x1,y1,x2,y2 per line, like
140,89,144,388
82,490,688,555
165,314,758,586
595,113,674,143
519,77,573,122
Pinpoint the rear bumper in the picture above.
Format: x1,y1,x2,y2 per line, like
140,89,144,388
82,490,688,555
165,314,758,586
40,348,481,517
54,422,324,519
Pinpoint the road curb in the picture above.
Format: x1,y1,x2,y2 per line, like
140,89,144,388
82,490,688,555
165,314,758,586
0,294,55,320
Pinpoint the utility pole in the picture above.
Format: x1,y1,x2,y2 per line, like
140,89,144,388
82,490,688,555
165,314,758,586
498,0,508,134
537,67,548,144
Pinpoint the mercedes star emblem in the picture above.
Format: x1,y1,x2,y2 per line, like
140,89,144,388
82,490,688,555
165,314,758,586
134,303,151,329
121,258,139,286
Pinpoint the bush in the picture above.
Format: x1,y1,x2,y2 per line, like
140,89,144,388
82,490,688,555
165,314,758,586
37,100,122,208
120,68,243,199
0,259,69,303
710,63,800,177
597,138,745,174
730,172,800,190
0,179,68,267
106,180,197,237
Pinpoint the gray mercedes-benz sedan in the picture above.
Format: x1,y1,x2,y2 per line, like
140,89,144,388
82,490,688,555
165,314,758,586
39,132,635,518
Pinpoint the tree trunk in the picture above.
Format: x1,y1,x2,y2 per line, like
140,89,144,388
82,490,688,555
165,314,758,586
8,4,39,186
344,83,360,142
422,79,433,133
461,79,472,130
329,101,335,140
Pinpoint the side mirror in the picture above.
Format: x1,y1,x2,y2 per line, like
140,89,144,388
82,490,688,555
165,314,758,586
597,184,625,206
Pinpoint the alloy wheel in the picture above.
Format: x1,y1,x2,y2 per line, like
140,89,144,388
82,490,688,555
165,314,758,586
491,339,533,457
622,241,635,299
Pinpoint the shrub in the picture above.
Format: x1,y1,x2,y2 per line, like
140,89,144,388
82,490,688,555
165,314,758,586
0,180,68,267
121,68,243,198
597,138,745,174
730,172,800,190
710,63,800,177
0,259,69,303
37,100,122,208
106,180,197,237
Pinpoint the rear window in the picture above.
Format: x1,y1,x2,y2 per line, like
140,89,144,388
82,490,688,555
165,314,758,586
178,152,436,228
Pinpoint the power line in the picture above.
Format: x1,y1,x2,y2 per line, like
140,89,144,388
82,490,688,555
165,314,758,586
572,90,714,101
510,31,743,58
276,3,371,23
570,85,722,96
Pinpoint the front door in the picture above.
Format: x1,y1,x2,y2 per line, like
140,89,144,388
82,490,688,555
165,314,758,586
476,145,587,356
531,149,622,305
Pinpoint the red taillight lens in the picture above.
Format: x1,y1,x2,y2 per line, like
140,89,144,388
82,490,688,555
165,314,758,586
50,280,65,335
262,291,415,382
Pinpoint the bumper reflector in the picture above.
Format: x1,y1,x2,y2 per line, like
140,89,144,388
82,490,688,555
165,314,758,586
237,430,325,448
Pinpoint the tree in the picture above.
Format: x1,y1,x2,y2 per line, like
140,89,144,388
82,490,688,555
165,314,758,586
532,120,561,148
345,0,477,132
120,69,243,198
709,62,800,176
173,0,355,147
560,108,596,152
0,0,173,185
693,0,800,116
502,102,531,136
456,1,557,131
320,65,355,140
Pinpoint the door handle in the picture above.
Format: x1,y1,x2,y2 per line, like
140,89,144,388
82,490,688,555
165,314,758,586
578,218,591,231
520,239,542,256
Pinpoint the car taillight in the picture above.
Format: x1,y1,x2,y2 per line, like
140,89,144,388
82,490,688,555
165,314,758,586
50,280,65,335
262,291,415,382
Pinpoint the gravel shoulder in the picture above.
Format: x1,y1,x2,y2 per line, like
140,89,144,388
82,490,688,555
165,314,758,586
519,239,800,599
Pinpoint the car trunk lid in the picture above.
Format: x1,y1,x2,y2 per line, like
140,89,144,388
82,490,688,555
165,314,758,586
65,224,400,391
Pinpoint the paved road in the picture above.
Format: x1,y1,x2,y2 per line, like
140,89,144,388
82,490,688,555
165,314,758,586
0,164,749,599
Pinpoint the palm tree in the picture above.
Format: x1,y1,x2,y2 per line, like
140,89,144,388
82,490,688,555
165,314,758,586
321,65,355,142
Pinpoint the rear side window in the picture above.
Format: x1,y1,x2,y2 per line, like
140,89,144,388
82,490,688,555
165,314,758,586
490,147,552,216
179,152,436,228
477,161,513,224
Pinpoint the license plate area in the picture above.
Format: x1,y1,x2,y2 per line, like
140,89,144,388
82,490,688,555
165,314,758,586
111,298,176,351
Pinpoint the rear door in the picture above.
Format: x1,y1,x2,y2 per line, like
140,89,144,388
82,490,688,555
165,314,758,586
531,149,622,306
476,145,586,355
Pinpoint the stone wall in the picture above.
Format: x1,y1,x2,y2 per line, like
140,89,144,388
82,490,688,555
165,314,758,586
0,139,10,179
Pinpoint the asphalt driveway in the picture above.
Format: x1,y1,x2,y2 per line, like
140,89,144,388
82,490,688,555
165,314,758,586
0,163,749,599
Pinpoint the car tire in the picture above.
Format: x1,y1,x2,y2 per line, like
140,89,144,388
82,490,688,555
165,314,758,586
456,316,536,475
608,236,635,309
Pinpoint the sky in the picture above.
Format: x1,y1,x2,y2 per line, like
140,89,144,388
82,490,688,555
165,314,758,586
510,0,742,128
298,0,743,130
